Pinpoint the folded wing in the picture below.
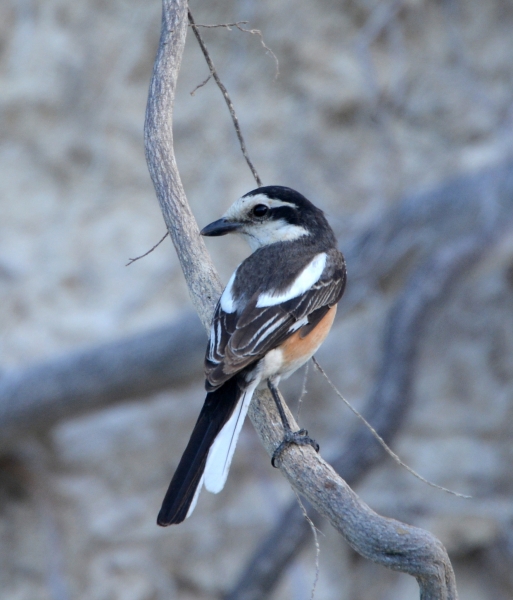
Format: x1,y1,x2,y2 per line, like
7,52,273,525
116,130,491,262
205,251,346,389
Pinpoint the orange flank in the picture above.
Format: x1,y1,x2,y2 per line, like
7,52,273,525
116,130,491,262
281,305,337,368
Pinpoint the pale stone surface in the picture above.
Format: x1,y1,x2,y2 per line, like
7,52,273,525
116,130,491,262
1,0,513,598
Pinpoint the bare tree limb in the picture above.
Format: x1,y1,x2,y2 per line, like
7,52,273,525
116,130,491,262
144,0,222,328
0,315,205,442
225,235,488,600
226,160,513,599
144,1,458,597
1,163,512,441
247,387,458,600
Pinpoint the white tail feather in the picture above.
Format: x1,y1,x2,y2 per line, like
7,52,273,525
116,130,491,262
204,381,258,494
186,473,205,519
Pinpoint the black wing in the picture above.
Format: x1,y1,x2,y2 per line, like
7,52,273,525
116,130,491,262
205,251,346,390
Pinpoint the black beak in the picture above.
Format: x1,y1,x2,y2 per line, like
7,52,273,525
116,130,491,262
200,218,241,237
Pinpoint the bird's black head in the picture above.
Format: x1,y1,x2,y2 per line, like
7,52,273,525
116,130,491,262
201,185,336,250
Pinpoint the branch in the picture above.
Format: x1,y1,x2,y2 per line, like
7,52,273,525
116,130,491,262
247,388,458,599
1,163,512,440
188,9,263,187
190,21,249,28
225,235,486,600
144,1,458,597
126,231,169,266
226,162,513,598
0,315,205,441
144,0,221,329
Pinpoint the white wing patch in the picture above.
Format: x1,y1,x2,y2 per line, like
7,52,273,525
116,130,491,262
256,253,327,308
204,379,258,494
243,313,286,349
288,315,309,333
220,271,237,313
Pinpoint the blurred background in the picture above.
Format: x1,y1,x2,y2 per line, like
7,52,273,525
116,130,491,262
1,0,513,598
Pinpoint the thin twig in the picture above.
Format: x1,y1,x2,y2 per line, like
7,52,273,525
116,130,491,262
232,23,280,79
188,9,263,187
296,362,309,423
189,21,249,28
190,74,212,96
190,21,279,79
311,357,470,499
138,8,273,263
126,231,169,266
294,491,321,600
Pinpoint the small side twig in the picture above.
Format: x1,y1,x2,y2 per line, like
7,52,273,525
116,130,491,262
294,491,321,600
190,21,279,79
232,23,279,79
190,21,249,28
188,9,263,187
190,74,212,96
312,357,470,499
126,231,169,266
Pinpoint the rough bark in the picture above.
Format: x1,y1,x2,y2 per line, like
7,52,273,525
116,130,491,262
144,0,222,328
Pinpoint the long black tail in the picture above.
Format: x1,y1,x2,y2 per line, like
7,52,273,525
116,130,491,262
157,376,242,526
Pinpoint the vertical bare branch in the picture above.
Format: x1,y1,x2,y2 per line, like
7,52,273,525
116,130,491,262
144,2,458,598
144,0,221,329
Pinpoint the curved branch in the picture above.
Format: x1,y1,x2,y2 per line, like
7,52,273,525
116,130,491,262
247,386,458,599
226,163,513,599
1,164,512,441
226,235,488,600
144,1,458,598
144,0,221,328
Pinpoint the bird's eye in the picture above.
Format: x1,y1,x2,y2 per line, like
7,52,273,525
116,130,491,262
252,204,269,218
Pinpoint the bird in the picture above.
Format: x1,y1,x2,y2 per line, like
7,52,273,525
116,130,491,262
157,185,346,526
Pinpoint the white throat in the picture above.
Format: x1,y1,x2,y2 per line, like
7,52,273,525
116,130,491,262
242,220,310,251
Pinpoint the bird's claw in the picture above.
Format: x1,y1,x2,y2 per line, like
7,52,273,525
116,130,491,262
271,428,320,467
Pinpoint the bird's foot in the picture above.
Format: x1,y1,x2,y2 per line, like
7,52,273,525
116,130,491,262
271,428,320,467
